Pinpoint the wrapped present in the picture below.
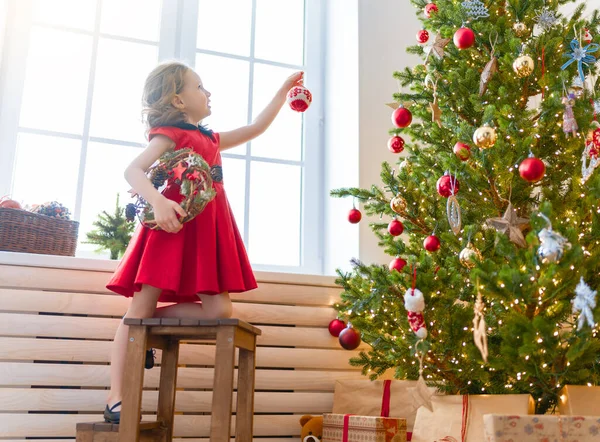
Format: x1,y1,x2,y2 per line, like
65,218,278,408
411,394,535,442
323,413,407,442
559,385,600,416
332,379,436,434
483,414,600,441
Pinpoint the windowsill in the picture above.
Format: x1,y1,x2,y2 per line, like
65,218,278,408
0,251,338,287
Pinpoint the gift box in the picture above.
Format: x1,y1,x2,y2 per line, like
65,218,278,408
483,414,600,441
411,394,535,442
332,379,437,434
323,413,407,442
559,385,600,416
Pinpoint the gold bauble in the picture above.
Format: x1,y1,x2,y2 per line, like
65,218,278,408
473,124,497,149
513,22,530,38
390,194,407,214
512,54,534,77
459,242,483,269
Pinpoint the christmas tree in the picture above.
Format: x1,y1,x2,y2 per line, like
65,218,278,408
85,194,135,260
331,0,600,413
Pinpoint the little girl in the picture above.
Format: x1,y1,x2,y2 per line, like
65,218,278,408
103,60,304,423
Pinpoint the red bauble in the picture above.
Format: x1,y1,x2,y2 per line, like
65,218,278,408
388,219,404,236
389,257,408,272
339,326,361,350
453,27,476,49
453,142,471,161
328,319,347,337
388,136,405,154
436,173,460,198
0,197,22,209
424,234,441,252
424,3,438,18
287,86,312,112
519,157,545,182
392,107,413,128
348,208,362,224
417,29,430,44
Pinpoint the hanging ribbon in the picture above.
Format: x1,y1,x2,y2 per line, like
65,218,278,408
561,38,599,82
412,265,417,291
541,46,546,100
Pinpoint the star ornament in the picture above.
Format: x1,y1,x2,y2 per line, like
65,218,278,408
408,375,435,412
485,203,529,248
430,96,442,127
425,34,451,62
172,161,188,182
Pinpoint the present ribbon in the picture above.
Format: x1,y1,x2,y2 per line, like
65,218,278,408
561,38,599,82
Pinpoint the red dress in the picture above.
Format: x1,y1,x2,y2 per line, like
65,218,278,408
107,125,257,303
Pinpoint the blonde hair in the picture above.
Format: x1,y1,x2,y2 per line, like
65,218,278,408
142,61,191,129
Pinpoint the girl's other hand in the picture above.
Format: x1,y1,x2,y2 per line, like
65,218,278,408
152,197,187,233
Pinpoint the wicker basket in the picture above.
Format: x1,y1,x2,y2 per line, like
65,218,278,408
0,208,79,256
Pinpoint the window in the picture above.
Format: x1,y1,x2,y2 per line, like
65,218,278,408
0,0,323,273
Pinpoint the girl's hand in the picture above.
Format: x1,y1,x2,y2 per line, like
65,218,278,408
152,196,187,233
281,71,304,92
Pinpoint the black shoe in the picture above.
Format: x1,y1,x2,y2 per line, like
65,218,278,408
145,348,156,369
104,401,121,424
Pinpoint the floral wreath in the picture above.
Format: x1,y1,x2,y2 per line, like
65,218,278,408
126,148,216,229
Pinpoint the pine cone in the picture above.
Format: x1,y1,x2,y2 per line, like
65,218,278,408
151,168,169,189
125,203,138,222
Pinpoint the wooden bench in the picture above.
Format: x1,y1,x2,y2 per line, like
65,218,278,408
0,252,369,441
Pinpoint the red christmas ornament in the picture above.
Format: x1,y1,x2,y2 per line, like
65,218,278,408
424,234,441,252
287,85,312,112
388,219,404,236
417,29,430,44
453,27,476,50
436,172,460,197
0,197,21,209
339,326,361,350
519,156,545,182
328,319,347,337
389,257,407,272
348,208,362,224
592,127,600,148
453,142,471,161
424,3,438,18
387,135,405,153
392,107,413,128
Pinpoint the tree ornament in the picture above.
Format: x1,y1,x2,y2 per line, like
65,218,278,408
388,219,404,236
582,131,600,184
339,324,362,350
447,194,462,235
562,93,579,137
423,234,441,252
287,85,312,112
480,36,498,96
424,34,451,62
473,124,497,149
407,345,435,412
417,29,430,44
534,7,558,31
348,208,362,224
459,242,482,269
537,213,571,264
461,0,489,20
436,172,460,197
392,106,413,128
513,53,534,78
453,142,471,161
127,148,215,230
387,135,405,153
328,318,347,337
389,257,408,272
561,37,599,83
519,154,546,183
584,28,593,45
424,2,438,18
473,290,488,363
453,27,475,50
570,76,585,99
513,22,530,38
390,194,407,214
430,91,442,128
572,277,597,331
404,270,428,339
485,202,529,248
0,196,22,209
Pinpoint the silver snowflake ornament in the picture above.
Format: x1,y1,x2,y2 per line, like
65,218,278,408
534,7,558,31
572,277,597,331
461,0,489,20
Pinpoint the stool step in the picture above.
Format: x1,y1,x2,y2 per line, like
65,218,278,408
76,421,166,442
124,317,262,336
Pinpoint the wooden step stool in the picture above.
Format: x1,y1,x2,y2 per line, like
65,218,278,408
76,318,261,442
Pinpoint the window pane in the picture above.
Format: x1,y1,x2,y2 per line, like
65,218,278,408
78,141,141,257
19,27,93,134
251,63,302,161
248,162,300,266
255,0,304,65
90,39,158,143
221,157,246,239
11,133,81,213
196,0,252,56
100,0,162,41
196,54,249,155
32,0,97,31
